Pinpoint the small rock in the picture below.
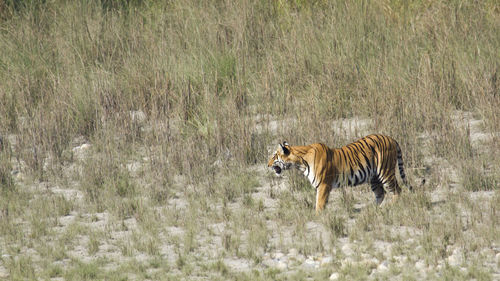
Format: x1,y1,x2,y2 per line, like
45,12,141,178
126,162,141,172
321,256,333,266
383,249,392,259
340,257,354,268
130,110,147,124
274,252,284,259
294,254,305,263
447,248,463,267
0,266,8,279
288,248,298,256
304,258,318,268
480,248,494,258
415,260,426,271
329,272,340,280
361,253,371,259
377,260,389,272
276,261,287,270
223,258,251,272
363,257,379,267
495,253,500,265
281,256,289,263
212,159,223,167
72,143,91,160
342,243,354,256
262,258,276,268
394,255,407,266
77,143,90,151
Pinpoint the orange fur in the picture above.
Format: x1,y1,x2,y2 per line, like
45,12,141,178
268,134,411,213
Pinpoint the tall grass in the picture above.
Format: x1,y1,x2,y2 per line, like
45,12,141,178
0,0,498,183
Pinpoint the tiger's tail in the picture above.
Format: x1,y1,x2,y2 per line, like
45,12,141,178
396,142,413,191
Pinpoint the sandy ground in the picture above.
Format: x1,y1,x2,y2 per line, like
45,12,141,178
0,112,498,280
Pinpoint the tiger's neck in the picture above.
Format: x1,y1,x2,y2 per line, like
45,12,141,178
296,143,337,188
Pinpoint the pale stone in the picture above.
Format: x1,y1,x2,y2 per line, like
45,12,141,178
130,110,146,124
321,256,333,266
377,260,389,272
304,258,318,268
447,248,463,267
126,161,141,172
341,243,354,256
394,255,408,266
340,257,354,268
415,260,426,271
72,143,91,160
480,248,494,258
363,257,379,267
329,272,340,280
276,261,287,270
274,252,284,259
262,258,276,268
295,254,305,263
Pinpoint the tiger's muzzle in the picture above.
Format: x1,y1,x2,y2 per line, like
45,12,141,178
273,165,282,175
271,161,290,176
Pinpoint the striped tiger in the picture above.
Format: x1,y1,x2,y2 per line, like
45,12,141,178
267,134,412,213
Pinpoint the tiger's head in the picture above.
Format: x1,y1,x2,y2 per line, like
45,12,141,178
268,142,304,175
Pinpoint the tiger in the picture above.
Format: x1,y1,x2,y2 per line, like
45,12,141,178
267,134,412,213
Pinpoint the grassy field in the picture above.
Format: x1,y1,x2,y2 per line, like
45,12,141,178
0,0,499,280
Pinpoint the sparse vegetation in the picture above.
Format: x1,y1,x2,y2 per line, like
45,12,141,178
0,0,499,280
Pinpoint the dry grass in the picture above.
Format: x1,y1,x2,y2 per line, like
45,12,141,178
0,0,499,280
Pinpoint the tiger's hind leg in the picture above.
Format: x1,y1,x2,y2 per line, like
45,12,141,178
384,177,402,204
370,178,386,205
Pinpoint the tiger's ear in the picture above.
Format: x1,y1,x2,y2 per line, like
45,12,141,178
280,142,290,155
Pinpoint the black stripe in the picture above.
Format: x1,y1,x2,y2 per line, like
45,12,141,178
359,169,366,183
344,147,355,173
352,172,359,186
303,158,310,177
361,152,372,172
343,147,352,165
340,149,348,167
360,138,370,149
349,145,361,163
303,156,317,185
350,166,355,181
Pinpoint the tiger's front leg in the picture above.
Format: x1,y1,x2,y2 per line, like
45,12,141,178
315,183,332,214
